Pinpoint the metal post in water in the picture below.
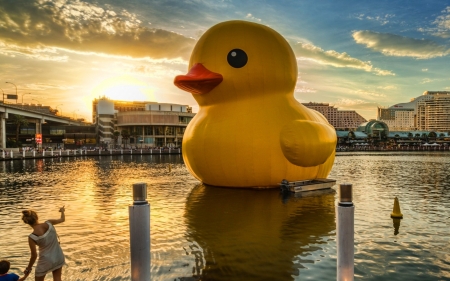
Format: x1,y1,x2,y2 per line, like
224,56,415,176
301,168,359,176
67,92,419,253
129,182,150,281
337,183,354,281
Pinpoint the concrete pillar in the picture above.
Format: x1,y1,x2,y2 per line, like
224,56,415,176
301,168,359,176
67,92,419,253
129,183,150,281
0,112,6,149
337,183,354,281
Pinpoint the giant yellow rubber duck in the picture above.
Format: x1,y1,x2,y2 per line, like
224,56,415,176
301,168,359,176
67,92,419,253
174,20,337,188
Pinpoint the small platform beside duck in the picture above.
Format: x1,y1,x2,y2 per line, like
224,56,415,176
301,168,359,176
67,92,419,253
280,178,336,193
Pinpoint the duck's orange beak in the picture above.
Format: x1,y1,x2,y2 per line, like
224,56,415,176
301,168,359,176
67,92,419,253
174,63,223,95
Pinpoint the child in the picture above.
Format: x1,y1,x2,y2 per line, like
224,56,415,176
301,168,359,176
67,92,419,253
0,260,29,281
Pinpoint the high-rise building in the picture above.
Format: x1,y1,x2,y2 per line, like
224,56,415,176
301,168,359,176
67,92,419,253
302,102,367,130
378,91,450,131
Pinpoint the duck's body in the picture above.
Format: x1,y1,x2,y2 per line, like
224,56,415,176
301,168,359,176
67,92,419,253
175,20,336,188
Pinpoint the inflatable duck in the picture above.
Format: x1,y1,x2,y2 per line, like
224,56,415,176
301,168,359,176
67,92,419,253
174,20,337,188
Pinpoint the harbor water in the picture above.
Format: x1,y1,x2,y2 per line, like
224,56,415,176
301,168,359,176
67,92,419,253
0,152,449,280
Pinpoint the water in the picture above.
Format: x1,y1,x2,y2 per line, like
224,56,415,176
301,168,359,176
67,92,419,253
0,152,449,280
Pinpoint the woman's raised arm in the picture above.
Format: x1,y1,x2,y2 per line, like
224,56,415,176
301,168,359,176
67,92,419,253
48,206,65,225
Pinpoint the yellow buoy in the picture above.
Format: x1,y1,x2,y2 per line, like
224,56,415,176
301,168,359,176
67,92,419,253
390,197,403,218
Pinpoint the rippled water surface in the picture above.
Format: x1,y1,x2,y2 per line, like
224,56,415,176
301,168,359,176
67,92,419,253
1,152,449,280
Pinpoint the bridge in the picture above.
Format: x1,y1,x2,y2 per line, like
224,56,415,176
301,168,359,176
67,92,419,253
0,102,84,149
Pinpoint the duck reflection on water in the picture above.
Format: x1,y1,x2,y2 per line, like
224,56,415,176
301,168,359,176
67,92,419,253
182,185,337,281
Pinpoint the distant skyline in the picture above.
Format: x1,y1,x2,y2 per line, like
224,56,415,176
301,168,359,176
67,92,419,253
1,0,450,121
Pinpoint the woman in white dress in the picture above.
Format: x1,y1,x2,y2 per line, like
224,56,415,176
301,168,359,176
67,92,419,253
21,207,65,281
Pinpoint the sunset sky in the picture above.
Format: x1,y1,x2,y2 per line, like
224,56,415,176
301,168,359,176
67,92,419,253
1,0,450,121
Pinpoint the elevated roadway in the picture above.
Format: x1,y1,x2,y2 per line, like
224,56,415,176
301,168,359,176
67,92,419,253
0,102,84,149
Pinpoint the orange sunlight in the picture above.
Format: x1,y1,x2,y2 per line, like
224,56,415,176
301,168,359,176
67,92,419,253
88,75,156,102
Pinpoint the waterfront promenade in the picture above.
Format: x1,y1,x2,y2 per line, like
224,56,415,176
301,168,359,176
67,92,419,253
336,145,450,152
0,148,181,161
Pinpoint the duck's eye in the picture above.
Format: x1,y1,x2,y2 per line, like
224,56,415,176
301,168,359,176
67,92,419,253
227,49,247,68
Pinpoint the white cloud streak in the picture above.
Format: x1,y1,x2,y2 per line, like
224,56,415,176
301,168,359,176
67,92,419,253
292,42,395,76
352,30,450,59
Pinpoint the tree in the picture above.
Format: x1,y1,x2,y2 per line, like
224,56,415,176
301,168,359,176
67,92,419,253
121,129,130,148
130,130,140,146
113,131,120,148
11,114,29,147
408,132,413,139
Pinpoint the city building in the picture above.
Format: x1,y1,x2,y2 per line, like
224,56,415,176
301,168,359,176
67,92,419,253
378,91,450,131
302,102,367,130
94,97,195,148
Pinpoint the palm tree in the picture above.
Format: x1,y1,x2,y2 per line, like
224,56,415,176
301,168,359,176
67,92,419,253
121,129,130,148
408,132,413,139
113,131,120,148
130,130,139,147
11,114,29,147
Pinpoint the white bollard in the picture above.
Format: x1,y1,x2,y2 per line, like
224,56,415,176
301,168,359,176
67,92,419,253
67,150,70,156
121,149,123,155
2,150,4,158
110,149,112,155
43,150,45,156
169,148,171,154
23,150,25,158
129,183,150,281
33,151,35,157
337,183,354,281
131,149,132,155
141,149,142,155
150,149,152,155
51,150,54,156
159,149,162,154
60,149,62,156
99,149,101,155
10,151,13,158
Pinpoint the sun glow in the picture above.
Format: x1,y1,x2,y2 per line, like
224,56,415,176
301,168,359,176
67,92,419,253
91,75,156,102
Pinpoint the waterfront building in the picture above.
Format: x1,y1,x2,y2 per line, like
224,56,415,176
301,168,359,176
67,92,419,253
94,97,195,148
302,102,367,130
378,91,450,131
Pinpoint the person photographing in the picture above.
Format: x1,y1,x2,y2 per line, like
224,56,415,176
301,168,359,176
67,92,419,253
22,206,65,281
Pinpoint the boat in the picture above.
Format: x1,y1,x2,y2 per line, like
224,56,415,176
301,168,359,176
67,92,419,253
279,178,336,193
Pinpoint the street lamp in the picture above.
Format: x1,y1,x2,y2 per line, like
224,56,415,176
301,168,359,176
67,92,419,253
5,82,18,103
22,93,31,104
56,104,63,116
72,109,79,120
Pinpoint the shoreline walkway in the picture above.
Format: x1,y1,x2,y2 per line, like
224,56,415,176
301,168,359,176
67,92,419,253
0,148,182,161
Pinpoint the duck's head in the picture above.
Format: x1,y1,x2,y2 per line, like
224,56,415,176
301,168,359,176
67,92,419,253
174,20,298,106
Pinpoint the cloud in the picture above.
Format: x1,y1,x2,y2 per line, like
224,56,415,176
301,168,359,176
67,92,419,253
352,89,386,98
245,13,261,22
292,42,395,76
334,98,380,111
355,13,395,26
352,30,450,59
420,78,436,84
431,6,450,38
377,85,397,90
0,0,195,60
